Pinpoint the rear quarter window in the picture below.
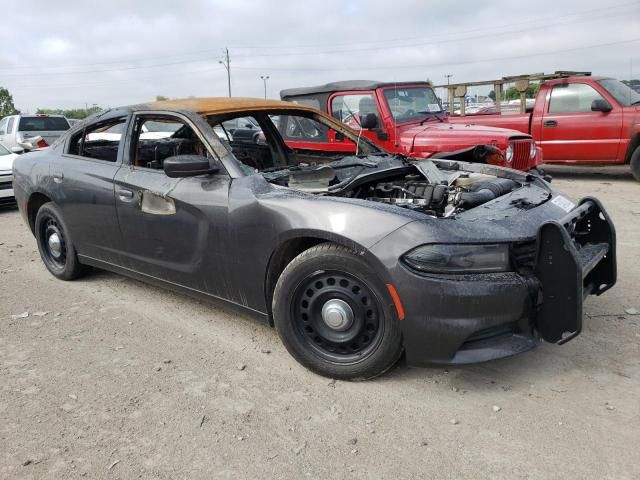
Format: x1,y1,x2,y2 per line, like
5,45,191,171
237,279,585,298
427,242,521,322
18,116,70,132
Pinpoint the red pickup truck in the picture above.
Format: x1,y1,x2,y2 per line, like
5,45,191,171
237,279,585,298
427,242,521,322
280,81,541,171
447,75,640,180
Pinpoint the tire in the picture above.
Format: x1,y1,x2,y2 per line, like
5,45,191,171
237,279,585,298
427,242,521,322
272,243,403,380
34,202,88,280
630,146,640,182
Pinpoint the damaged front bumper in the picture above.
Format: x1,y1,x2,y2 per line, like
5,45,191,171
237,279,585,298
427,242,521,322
387,197,617,366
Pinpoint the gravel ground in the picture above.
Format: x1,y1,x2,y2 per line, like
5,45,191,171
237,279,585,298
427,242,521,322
1,167,639,479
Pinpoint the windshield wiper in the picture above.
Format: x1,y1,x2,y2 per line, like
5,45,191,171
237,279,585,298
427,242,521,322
418,111,445,124
632,100,640,105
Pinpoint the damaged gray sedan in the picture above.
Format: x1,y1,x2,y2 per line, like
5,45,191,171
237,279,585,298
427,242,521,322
12,98,616,379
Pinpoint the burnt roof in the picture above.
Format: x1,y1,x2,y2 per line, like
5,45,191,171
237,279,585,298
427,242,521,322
142,97,314,115
280,80,430,98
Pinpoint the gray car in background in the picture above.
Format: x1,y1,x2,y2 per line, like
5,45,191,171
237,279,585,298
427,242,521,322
0,114,70,152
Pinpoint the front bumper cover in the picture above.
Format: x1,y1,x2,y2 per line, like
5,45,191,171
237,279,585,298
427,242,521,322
391,197,616,366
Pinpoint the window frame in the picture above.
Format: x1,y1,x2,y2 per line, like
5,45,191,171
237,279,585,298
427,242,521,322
125,111,225,176
63,115,130,165
547,83,606,114
328,91,381,130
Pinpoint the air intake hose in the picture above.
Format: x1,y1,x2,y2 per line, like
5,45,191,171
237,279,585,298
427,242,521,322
454,178,518,209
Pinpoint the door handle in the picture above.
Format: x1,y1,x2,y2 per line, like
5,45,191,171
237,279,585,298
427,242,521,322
543,120,558,127
116,188,135,201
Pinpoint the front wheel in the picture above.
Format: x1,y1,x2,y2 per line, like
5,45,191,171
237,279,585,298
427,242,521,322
630,146,640,182
35,202,87,280
272,243,403,380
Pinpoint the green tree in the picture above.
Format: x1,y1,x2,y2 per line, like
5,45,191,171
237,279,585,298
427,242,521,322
36,106,102,119
155,95,169,101
502,83,540,101
488,90,496,101
0,86,18,117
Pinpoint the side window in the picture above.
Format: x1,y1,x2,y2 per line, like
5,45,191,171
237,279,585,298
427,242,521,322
132,116,208,170
330,93,380,129
208,114,273,171
0,117,8,134
548,83,605,113
6,117,15,134
275,114,329,143
67,117,127,162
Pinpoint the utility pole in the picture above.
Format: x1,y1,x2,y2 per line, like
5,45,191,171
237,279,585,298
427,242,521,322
260,75,270,99
444,74,453,85
219,48,231,97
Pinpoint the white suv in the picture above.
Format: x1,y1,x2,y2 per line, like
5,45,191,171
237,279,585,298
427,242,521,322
0,114,70,152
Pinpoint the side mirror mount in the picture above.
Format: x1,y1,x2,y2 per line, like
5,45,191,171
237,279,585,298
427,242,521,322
163,155,220,178
591,99,612,113
359,113,379,130
11,146,25,154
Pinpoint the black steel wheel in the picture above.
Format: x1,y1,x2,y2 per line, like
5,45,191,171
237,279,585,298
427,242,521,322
273,243,403,380
34,202,87,280
293,270,383,364
40,217,67,271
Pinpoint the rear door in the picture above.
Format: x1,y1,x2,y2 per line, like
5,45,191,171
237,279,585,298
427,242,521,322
18,115,71,146
54,114,126,261
540,83,623,162
113,112,231,293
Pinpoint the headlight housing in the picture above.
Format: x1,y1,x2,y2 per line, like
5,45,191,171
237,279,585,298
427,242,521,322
505,143,513,163
402,243,511,274
529,141,537,159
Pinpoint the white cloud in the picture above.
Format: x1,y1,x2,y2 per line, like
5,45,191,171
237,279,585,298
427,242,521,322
1,0,639,111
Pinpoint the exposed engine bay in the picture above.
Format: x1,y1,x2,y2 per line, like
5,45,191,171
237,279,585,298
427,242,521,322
263,154,529,217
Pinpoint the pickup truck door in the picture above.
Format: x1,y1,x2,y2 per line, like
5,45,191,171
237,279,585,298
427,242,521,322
539,83,623,162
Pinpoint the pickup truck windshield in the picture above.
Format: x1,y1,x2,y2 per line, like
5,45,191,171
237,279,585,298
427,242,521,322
383,87,443,123
598,79,640,106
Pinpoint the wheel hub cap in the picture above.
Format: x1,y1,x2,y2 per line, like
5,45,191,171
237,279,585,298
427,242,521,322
48,232,62,258
321,299,354,331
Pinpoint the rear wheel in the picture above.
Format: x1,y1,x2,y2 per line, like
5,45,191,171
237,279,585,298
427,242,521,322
35,202,87,280
630,146,640,182
273,243,403,380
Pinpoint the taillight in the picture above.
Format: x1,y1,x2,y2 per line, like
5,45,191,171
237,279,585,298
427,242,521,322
37,138,48,148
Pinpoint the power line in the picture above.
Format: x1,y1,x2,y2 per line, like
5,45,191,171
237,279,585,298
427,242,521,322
0,1,637,76
9,37,640,92
231,37,640,71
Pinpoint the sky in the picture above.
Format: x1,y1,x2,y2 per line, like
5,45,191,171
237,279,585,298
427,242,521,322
1,0,639,112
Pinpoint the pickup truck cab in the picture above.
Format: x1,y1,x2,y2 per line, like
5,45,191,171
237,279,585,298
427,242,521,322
447,76,640,180
281,81,541,171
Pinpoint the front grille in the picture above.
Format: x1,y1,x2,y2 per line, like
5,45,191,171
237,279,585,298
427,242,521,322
511,240,537,272
511,139,532,170
0,181,12,191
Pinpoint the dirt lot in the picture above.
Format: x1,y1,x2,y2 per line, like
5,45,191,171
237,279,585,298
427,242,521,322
1,166,639,480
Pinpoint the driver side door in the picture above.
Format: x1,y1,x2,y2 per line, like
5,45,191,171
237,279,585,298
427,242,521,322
114,112,232,295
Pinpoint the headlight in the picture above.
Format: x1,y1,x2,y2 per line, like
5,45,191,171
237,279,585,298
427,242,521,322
402,243,511,274
505,143,513,163
529,141,537,159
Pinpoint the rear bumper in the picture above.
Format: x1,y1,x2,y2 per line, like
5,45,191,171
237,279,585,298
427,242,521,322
393,197,616,366
0,174,14,203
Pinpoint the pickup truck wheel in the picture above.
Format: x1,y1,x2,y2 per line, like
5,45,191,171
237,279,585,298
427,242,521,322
630,147,640,182
35,202,88,281
272,243,403,380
